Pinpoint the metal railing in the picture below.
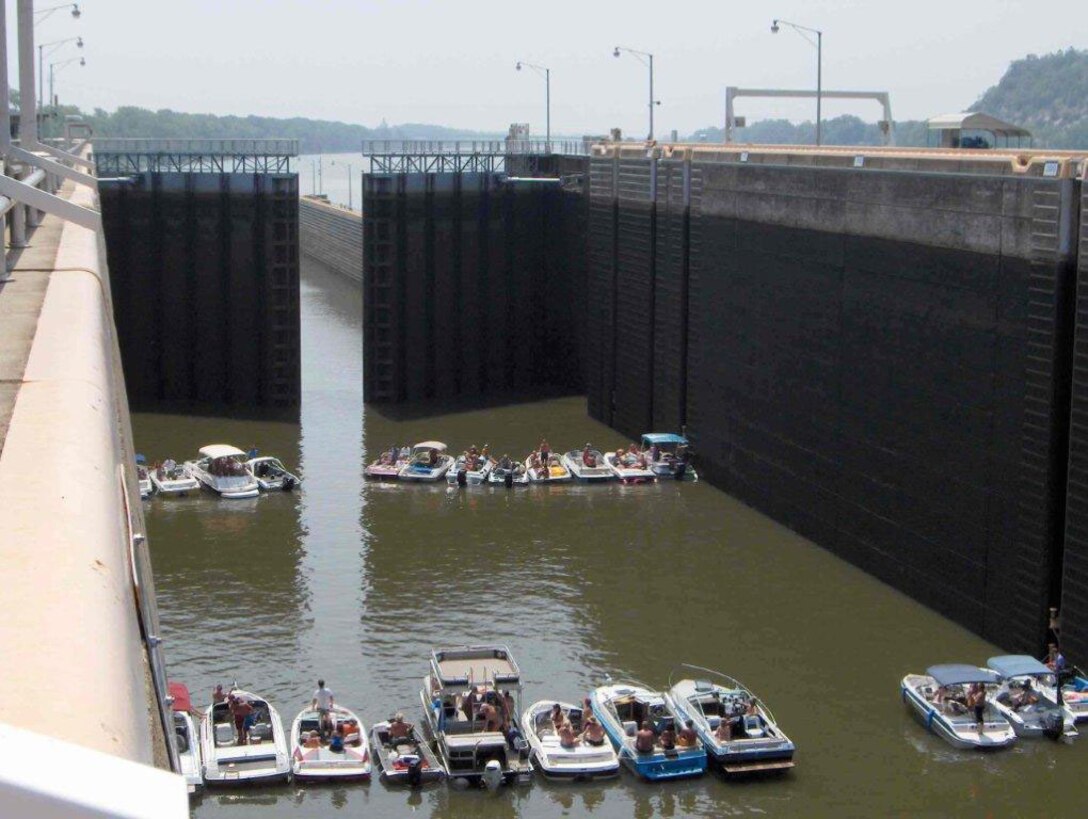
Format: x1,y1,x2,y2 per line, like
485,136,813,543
361,138,589,156
92,137,300,175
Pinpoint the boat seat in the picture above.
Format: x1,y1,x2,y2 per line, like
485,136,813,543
707,716,721,730
743,715,764,737
248,722,272,742
623,721,637,737
214,723,234,745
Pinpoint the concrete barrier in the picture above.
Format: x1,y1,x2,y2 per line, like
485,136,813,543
300,195,362,282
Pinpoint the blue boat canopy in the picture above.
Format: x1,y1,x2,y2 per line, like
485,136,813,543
987,655,1053,679
641,433,688,446
135,453,147,465
927,664,999,687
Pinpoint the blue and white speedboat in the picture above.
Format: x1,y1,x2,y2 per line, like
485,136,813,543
667,666,794,774
398,441,453,482
445,453,494,485
640,433,697,481
589,682,706,781
986,655,1078,741
901,665,1016,750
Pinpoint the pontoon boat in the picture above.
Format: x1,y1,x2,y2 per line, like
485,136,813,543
901,665,1016,750
419,645,533,786
151,459,200,496
986,655,1078,741
186,445,260,499
398,442,453,482
521,700,619,780
666,667,794,774
589,682,707,781
561,447,614,483
169,682,203,795
246,455,300,491
370,717,445,785
289,705,371,781
200,688,290,784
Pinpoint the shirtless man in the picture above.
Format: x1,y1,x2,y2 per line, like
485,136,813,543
559,722,580,749
389,712,413,739
658,723,677,750
229,695,253,746
480,703,501,733
635,721,655,753
676,719,698,748
967,683,987,733
212,684,227,704
714,718,733,742
462,687,480,723
581,715,606,746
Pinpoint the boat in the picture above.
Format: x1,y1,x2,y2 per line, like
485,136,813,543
521,700,620,781
136,454,153,499
150,458,201,496
246,455,300,491
398,441,454,482
561,446,614,483
446,453,494,485
365,446,408,480
641,433,697,481
900,665,1016,750
604,449,657,484
525,453,571,483
666,666,794,775
370,716,445,785
986,655,1078,741
169,682,204,795
589,681,707,781
487,457,529,487
289,705,372,781
200,687,291,785
418,645,533,786
185,445,261,499
1056,665,1088,723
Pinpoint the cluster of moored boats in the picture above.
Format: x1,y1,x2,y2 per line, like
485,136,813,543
171,645,793,797
902,655,1088,748
136,444,301,500
365,433,696,485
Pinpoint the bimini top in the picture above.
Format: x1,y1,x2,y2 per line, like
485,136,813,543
430,645,520,690
413,441,447,452
199,444,247,459
641,433,688,446
987,655,1053,679
927,664,1000,687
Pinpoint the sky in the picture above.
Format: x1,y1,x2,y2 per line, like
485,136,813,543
6,0,1086,137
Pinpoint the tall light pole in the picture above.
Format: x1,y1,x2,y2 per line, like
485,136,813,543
49,55,84,111
38,35,82,113
771,18,823,146
34,3,80,24
613,46,660,141
515,61,550,150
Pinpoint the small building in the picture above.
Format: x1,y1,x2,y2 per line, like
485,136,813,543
926,111,1032,149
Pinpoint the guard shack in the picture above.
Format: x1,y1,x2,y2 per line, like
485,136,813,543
926,111,1032,149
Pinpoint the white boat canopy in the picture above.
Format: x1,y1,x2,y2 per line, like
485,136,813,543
413,441,447,452
199,444,248,459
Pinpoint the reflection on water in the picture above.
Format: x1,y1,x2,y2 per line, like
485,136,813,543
132,256,1088,818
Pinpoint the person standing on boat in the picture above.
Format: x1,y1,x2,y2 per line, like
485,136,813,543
966,683,986,734
311,679,335,738
1045,643,1067,673
539,439,551,465
229,694,253,746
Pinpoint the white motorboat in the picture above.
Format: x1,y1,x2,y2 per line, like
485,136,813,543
186,445,260,499
604,450,657,484
446,453,494,485
366,446,408,480
521,700,619,781
667,667,795,774
419,644,533,786
150,459,200,496
641,433,698,481
371,717,445,785
246,455,300,491
901,665,1016,750
1055,665,1088,723
289,705,371,781
136,454,153,499
986,655,1078,741
561,447,614,483
398,441,454,482
525,453,571,483
169,682,203,795
590,682,707,781
488,457,529,487
200,688,290,785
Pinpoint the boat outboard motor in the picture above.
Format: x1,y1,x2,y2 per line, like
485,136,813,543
504,470,514,488
404,753,423,788
456,468,467,487
674,450,690,481
282,476,296,491
1041,710,1064,741
482,759,503,790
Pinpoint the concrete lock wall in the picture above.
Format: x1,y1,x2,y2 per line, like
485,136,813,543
361,172,583,403
300,195,362,282
585,146,1082,656
99,173,301,417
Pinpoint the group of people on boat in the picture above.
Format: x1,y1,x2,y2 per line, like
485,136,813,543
634,717,699,753
549,701,606,749
207,456,247,477
613,443,649,469
461,444,491,472
212,684,260,746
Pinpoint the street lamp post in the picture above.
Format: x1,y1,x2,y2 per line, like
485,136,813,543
38,35,82,113
771,18,823,146
49,55,84,112
613,46,660,141
34,3,80,24
515,61,550,151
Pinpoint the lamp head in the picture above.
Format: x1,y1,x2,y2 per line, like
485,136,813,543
613,47,620,58
72,4,81,18
516,62,522,71
76,37,84,48
771,20,780,33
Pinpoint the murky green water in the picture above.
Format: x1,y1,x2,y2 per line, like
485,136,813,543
134,258,1088,818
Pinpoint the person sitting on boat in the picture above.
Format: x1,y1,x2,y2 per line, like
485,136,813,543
658,722,677,750
745,699,759,717
714,717,733,742
558,722,580,749
499,454,512,470
549,703,567,732
676,719,698,748
635,721,656,753
581,715,606,746
303,730,321,749
1013,679,1040,711
212,684,227,704
389,712,413,740
329,730,345,752
311,679,335,738
1046,643,1067,673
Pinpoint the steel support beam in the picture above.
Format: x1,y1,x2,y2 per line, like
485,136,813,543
0,171,101,231
725,86,896,145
